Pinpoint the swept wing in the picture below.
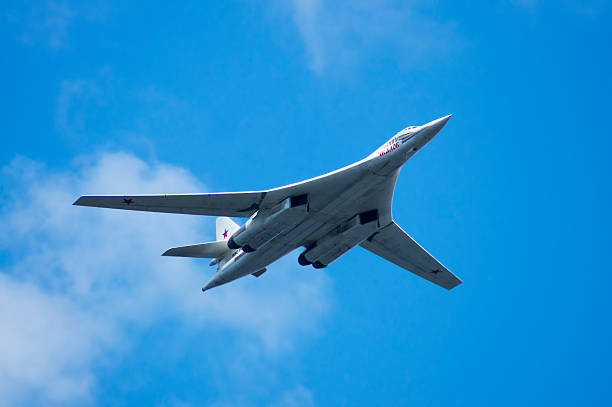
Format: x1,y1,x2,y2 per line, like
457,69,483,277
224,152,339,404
360,222,461,290
73,191,266,217
73,158,372,219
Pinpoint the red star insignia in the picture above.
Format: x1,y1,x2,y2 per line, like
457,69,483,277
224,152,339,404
222,229,228,239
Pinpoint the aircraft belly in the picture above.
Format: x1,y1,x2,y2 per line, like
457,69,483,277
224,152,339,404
210,250,277,288
213,163,401,285
302,214,379,266
265,169,399,250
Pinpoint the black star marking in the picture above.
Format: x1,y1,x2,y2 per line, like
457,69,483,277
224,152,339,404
123,198,133,205
431,269,442,275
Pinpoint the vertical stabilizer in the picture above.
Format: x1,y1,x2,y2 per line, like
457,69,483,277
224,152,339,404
216,217,240,241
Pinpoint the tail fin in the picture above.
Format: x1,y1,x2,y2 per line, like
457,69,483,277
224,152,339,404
216,217,240,241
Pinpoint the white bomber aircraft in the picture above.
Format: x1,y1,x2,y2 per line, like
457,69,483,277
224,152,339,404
74,115,461,291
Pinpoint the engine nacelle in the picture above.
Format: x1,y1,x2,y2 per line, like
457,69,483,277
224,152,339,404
228,194,309,251
227,224,247,250
299,209,379,268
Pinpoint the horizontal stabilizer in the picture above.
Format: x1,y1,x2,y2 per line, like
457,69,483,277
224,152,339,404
162,241,230,258
360,222,461,290
251,268,267,277
74,191,266,218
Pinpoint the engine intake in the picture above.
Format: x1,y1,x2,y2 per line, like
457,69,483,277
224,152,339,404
227,236,240,250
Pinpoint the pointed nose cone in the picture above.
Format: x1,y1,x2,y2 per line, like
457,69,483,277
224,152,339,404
414,114,452,147
425,114,452,134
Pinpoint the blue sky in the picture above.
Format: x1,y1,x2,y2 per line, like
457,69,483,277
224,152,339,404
1,1,610,406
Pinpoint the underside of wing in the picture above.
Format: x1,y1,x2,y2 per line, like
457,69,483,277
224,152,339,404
162,241,230,258
74,155,375,219
360,222,461,290
73,191,267,217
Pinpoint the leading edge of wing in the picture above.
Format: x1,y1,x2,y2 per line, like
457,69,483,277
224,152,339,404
266,156,370,194
73,191,267,217
360,222,462,290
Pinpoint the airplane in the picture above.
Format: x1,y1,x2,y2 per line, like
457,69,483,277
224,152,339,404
74,115,461,292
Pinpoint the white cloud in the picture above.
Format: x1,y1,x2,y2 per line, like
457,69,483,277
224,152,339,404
16,1,109,49
20,1,74,49
268,386,314,407
285,0,460,74
0,152,330,405
0,274,114,404
55,74,105,138
54,69,199,153
206,384,315,407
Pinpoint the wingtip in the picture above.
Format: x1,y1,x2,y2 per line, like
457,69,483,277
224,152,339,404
446,278,463,290
73,196,84,206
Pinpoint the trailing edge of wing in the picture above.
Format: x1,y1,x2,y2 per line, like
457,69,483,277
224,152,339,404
73,191,267,217
360,222,461,290
162,241,230,258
